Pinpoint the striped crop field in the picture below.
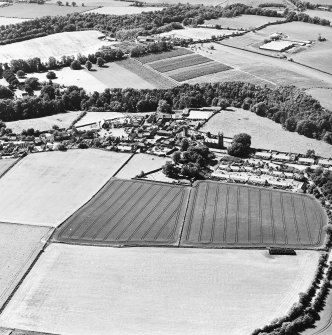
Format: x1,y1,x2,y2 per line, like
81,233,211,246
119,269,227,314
54,179,190,246
181,181,326,248
135,47,193,64
167,61,233,82
148,54,213,73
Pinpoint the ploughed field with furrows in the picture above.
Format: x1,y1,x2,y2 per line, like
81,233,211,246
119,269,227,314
54,179,190,246
181,181,326,248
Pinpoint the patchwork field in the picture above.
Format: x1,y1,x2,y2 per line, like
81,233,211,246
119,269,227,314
115,154,171,179
167,61,233,81
201,108,332,156
181,181,326,248
148,54,213,73
0,223,51,311
0,150,131,227
0,31,111,63
6,111,81,134
0,158,17,177
54,179,189,246
0,244,319,335
75,111,124,127
84,6,163,15
205,14,283,29
136,48,193,64
0,3,94,18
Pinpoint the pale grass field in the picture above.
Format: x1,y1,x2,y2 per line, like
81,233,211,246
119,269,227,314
0,31,111,63
0,17,30,25
306,88,332,111
0,223,51,310
0,150,131,226
84,6,163,15
201,108,332,157
115,153,171,179
0,245,319,335
6,112,81,134
0,158,17,176
75,111,124,127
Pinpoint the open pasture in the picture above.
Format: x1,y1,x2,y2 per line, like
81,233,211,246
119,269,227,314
0,244,319,335
0,30,111,63
0,223,51,311
148,54,213,73
202,108,332,156
181,181,326,248
0,150,131,227
167,61,232,81
0,3,94,18
0,16,30,25
0,158,17,177
54,179,189,246
136,48,193,64
6,111,81,134
84,6,163,15
305,9,332,21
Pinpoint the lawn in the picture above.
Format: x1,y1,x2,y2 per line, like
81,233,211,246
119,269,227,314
136,48,193,64
0,244,319,335
0,223,51,311
306,88,332,111
167,61,232,81
83,6,163,15
181,181,326,248
0,150,131,227
6,111,81,134
149,54,213,73
205,14,283,30
0,158,17,177
54,179,189,246
0,30,111,63
0,3,94,18
201,108,332,157
75,111,124,127
115,153,171,179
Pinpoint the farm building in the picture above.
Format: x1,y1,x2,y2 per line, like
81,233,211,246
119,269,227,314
204,133,224,149
298,157,315,165
260,40,295,52
318,159,332,167
254,151,272,160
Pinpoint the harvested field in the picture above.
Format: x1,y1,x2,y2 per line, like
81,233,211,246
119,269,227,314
0,3,94,18
167,61,232,81
75,112,124,127
0,150,131,227
306,88,332,111
0,244,319,335
6,111,81,134
115,154,171,179
0,223,51,311
205,14,282,30
0,17,30,25
54,179,189,246
181,181,326,248
136,48,193,64
148,54,213,73
0,158,17,177
201,108,332,156
84,6,163,15
0,31,111,63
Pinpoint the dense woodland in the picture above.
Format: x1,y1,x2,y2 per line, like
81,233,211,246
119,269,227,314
0,82,331,144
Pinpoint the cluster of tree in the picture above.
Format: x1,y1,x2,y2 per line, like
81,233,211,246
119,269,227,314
0,3,283,46
0,120,12,137
286,10,330,25
0,85,13,99
2,69,19,87
309,167,332,202
130,41,173,58
227,133,251,157
288,0,319,10
258,3,286,8
0,82,331,144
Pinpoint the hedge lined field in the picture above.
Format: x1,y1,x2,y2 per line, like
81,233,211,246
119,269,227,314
136,48,193,64
54,179,190,246
167,61,233,82
149,54,213,73
181,181,326,248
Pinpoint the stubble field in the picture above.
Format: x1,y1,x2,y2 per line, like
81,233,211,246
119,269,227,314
0,150,131,227
0,244,319,335
54,179,190,246
182,181,326,248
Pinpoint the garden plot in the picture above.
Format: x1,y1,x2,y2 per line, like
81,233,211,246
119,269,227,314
181,181,326,248
0,150,131,227
202,108,332,157
136,48,193,64
148,54,213,73
75,112,124,127
115,154,171,179
54,179,189,246
6,111,81,134
0,223,51,311
167,61,232,82
0,31,111,63
0,158,17,177
0,244,319,335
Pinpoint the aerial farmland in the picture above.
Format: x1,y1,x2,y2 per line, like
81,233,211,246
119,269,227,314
0,0,332,334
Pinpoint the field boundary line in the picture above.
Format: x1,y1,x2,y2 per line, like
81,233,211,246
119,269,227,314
113,153,135,177
178,188,192,247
